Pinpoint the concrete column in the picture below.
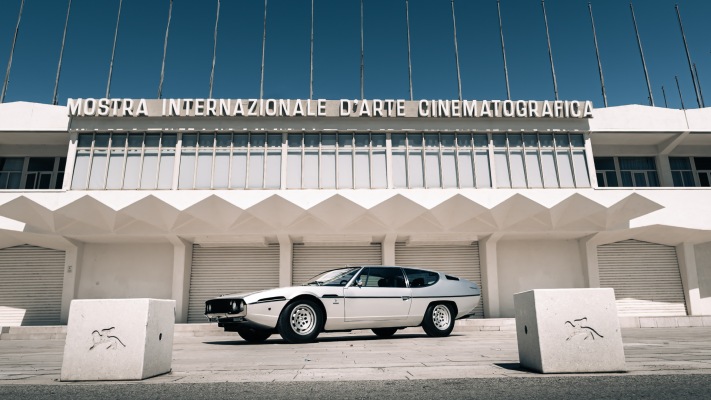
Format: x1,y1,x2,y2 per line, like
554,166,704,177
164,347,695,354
479,233,502,318
487,133,498,188
584,133,598,187
60,240,84,324
169,237,192,323
580,234,601,288
381,234,396,265
676,242,702,316
62,132,78,190
657,155,674,187
278,234,292,287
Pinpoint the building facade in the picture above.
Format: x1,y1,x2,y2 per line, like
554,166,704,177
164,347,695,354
1,99,710,326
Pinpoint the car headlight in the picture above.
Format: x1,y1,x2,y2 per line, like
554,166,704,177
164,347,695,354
230,300,241,313
206,304,211,312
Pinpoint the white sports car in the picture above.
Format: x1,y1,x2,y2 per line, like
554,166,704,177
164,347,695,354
205,265,481,344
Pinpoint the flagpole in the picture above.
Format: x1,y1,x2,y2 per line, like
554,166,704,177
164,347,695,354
497,0,510,101
694,63,706,108
541,0,558,101
1,0,25,104
260,0,268,100
158,0,173,99
209,0,221,99
675,5,701,108
360,0,365,100
106,0,123,99
588,2,607,108
451,0,462,101
675,75,685,110
662,85,668,108
309,0,314,100
630,2,654,106
53,0,72,105
405,0,414,101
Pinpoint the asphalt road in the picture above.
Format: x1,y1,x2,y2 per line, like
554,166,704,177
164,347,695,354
1,375,709,400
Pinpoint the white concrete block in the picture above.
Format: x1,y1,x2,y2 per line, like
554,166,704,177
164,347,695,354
514,289,625,373
60,299,175,381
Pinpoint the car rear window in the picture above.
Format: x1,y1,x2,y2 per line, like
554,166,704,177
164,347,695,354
404,268,439,288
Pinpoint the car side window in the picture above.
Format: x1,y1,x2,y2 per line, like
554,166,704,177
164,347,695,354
356,267,407,288
404,268,439,288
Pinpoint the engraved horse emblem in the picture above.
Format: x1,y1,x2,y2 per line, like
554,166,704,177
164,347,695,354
89,327,126,350
564,317,604,341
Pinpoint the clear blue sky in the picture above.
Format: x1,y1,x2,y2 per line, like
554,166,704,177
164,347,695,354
0,0,709,109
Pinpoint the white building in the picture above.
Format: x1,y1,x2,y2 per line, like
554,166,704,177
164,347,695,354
0,99,710,326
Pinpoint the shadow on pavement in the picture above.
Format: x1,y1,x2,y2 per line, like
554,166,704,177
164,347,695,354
203,333,466,345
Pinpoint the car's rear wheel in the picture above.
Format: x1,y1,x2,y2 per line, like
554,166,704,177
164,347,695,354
422,303,455,337
372,328,398,338
278,299,323,344
236,327,272,343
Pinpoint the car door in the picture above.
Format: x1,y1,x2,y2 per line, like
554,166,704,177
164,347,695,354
344,267,412,322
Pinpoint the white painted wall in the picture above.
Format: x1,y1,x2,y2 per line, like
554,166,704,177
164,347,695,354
0,102,69,132
694,242,711,315
496,240,585,317
77,244,174,300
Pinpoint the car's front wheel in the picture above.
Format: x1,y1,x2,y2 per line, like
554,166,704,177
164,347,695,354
278,299,323,344
236,327,272,343
422,303,455,337
372,328,398,338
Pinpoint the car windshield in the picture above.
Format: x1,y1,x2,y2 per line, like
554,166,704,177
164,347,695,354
304,267,361,286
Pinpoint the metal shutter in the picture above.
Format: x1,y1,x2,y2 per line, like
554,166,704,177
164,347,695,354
0,245,65,326
598,239,687,316
188,245,280,323
395,243,484,318
292,244,382,286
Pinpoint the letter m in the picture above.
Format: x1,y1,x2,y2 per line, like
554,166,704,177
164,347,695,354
67,99,81,116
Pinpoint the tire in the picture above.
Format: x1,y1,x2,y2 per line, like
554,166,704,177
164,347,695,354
372,328,398,338
237,328,272,343
422,303,455,337
277,299,323,344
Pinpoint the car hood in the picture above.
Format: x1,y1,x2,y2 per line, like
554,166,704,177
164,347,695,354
216,287,296,303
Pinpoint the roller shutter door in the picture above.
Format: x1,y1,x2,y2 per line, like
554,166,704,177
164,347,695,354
188,245,280,323
0,245,65,326
292,244,382,286
395,243,484,318
598,240,687,316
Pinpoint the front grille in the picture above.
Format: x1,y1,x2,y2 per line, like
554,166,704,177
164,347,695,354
205,298,243,314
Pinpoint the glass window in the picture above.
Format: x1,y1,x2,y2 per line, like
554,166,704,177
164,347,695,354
0,158,24,189
404,268,440,288
618,157,659,187
489,133,589,189
695,157,711,187
356,267,407,288
670,157,695,187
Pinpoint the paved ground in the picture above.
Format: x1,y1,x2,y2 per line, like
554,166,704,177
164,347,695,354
1,327,710,384
1,375,710,400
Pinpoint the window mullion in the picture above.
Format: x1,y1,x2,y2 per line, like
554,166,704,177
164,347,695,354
172,132,182,190
154,133,163,190
318,133,323,189
137,133,147,190
368,132,373,189
244,133,251,189
209,133,216,190
351,134,356,189
385,132,393,189
567,134,578,188
262,135,268,189
227,133,234,189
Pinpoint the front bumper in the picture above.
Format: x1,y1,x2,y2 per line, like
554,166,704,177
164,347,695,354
205,298,247,321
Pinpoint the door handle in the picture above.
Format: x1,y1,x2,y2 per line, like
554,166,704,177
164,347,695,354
401,296,410,301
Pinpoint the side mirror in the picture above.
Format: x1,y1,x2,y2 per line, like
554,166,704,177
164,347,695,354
355,279,363,287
